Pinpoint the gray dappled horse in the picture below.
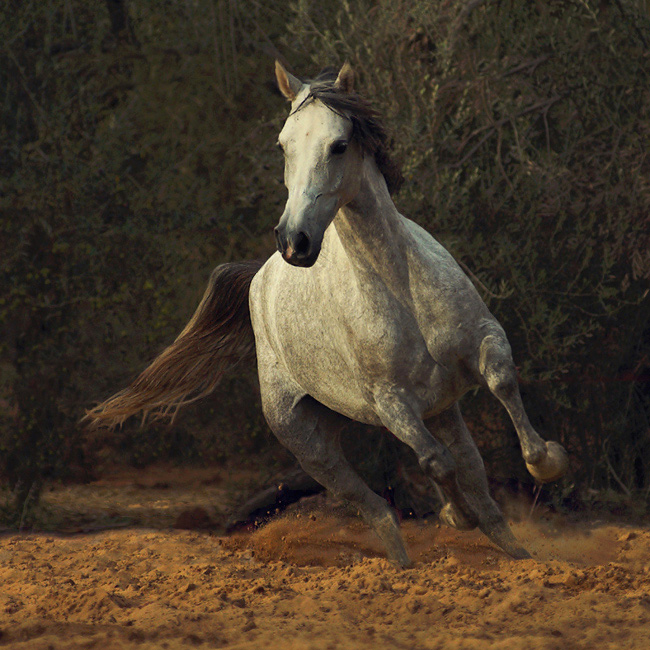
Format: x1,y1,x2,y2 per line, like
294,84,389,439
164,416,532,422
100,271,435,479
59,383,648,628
88,63,568,566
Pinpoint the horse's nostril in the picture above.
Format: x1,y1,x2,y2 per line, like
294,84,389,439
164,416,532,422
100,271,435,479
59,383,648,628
294,232,311,257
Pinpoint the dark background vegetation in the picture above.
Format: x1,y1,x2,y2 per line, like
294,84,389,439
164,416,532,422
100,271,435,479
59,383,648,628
1,0,649,524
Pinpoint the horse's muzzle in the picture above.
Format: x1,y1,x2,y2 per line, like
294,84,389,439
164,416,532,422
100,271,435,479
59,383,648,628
274,227,319,267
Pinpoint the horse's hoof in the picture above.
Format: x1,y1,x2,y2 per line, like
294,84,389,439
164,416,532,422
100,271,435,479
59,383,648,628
526,440,569,483
439,502,478,531
387,554,413,569
383,537,413,568
479,519,532,560
508,545,532,560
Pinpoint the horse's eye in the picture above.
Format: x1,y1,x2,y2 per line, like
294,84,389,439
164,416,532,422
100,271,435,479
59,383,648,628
276,142,285,154
331,140,348,155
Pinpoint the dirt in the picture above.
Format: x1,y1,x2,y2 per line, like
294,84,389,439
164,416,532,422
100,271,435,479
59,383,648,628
1,468,649,649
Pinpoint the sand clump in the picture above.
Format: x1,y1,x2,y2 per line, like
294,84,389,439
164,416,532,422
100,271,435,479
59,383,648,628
0,508,649,649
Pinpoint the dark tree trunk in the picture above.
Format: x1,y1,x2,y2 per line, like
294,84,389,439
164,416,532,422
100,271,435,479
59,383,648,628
105,0,138,44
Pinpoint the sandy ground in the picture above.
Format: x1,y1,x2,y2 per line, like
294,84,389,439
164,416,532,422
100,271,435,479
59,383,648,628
1,468,649,649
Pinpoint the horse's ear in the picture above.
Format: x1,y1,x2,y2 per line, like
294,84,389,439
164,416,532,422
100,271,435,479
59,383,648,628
275,60,302,101
335,62,354,93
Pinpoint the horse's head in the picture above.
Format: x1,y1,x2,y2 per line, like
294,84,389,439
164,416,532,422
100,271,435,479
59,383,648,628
273,62,365,267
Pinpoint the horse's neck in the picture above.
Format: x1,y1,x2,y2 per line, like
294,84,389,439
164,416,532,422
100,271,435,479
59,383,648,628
333,159,412,294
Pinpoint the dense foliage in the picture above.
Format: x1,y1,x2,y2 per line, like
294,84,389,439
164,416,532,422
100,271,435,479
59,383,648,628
1,0,649,522
290,0,650,499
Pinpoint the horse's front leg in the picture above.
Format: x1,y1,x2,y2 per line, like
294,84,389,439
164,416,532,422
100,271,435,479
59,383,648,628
426,405,531,559
478,334,569,483
266,392,411,567
373,388,479,531
256,343,412,566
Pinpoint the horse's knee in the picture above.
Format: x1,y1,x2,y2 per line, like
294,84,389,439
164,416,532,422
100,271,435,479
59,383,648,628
478,336,518,399
300,454,336,478
486,366,518,401
420,446,456,485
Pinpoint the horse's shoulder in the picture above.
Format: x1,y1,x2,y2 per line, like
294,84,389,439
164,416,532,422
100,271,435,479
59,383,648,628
249,254,283,324
250,253,281,292
400,217,494,335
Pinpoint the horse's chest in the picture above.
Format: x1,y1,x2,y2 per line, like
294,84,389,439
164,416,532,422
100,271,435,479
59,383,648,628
253,256,470,422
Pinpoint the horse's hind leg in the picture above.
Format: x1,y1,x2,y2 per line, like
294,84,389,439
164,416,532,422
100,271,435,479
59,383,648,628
426,405,530,559
478,334,569,483
261,387,411,567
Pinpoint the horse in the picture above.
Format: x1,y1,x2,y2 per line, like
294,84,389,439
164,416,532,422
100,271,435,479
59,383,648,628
87,62,569,566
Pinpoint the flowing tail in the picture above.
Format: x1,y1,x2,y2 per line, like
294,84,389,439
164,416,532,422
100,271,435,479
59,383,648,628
85,260,263,429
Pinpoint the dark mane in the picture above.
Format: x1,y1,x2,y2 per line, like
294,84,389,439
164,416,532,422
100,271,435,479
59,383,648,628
295,67,404,195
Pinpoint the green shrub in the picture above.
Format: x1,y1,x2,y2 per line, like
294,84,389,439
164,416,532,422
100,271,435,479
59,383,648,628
286,0,650,495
